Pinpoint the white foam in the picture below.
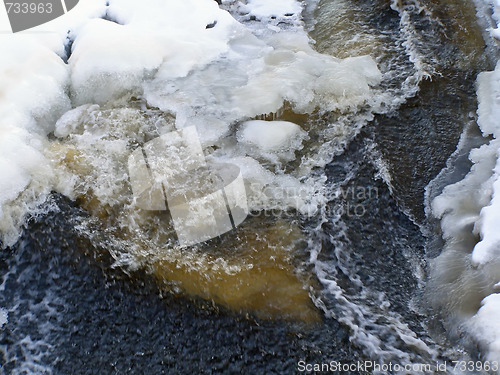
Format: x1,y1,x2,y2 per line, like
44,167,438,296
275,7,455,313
54,104,101,138
0,308,7,328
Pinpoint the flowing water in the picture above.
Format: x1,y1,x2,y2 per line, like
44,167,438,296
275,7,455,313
0,0,498,373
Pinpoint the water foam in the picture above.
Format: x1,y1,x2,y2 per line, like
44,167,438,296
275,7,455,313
0,308,7,328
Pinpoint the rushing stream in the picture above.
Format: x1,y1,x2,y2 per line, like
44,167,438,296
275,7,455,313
1,0,500,373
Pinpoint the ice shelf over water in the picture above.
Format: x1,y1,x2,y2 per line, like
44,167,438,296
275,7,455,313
431,51,500,361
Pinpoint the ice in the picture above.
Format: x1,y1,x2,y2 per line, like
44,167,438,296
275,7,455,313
472,154,500,266
467,64,500,266
68,18,166,104
0,35,70,246
476,62,500,138
431,60,500,361
488,0,500,40
245,0,303,19
0,37,70,133
70,0,236,104
0,0,384,319
0,127,42,203
470,294,500,361
54,104,101,138
237,120,307,162
432,142,499,243
145,29,382,145
238,120,304,151
432,63,500,263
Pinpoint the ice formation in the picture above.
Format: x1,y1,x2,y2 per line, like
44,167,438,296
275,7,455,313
431,60,500,360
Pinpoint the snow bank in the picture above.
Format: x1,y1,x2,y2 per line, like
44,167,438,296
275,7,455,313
467,64,500,267
432,64,500,264
69,0,235,104
0,0,112,247
0,36,70,246
476,62,500,138
0,37,70,133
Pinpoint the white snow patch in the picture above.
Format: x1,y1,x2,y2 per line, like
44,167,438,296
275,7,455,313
470,294,500,361
237,120,307,162
476,62,500,138
0,35,70,246
245,0,303,18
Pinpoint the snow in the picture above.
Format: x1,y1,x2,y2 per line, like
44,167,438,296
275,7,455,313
69,0,236,104
470,294,500,361
238,120,304,151
476,62,500,138
245,0,303,19
465,61,500,360
472,154,500,266
0,34,70,246
488,0,500,40
144,30,382,145
237,120,308,163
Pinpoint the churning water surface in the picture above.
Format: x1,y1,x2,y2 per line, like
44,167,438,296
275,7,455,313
0,0,498,373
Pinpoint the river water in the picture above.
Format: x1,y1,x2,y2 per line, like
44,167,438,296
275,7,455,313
0,0,498,373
